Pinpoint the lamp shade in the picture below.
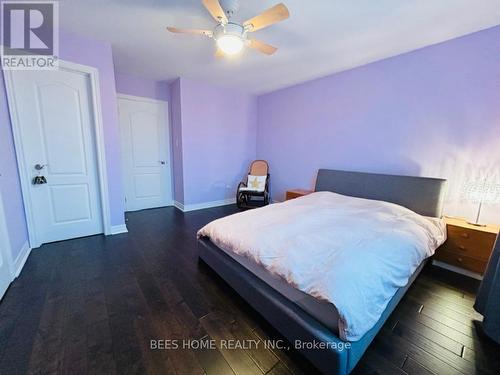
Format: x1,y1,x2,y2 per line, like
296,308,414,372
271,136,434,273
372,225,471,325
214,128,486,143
462,181,500,205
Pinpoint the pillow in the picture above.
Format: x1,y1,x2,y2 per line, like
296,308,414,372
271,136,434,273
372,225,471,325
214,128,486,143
244,175,267,192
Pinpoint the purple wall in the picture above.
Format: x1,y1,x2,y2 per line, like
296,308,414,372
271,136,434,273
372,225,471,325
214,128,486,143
115,72,170,102
257,26,500,223
0,72,29,259
173,78,257,206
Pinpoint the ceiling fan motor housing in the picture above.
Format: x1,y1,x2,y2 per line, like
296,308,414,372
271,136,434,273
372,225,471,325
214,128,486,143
214,22,245,41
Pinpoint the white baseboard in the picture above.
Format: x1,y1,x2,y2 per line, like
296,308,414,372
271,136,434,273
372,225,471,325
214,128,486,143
13,241,31,278
174,198,236,212
432,260,483,281
110,224,128,235
173,200,185,211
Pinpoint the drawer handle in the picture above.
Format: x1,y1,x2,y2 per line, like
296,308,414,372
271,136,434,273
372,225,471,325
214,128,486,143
460,233,469,239
457,257,463,263
458,245,467,251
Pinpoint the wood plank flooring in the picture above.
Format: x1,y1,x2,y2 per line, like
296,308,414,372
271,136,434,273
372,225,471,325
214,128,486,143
0,205,498,374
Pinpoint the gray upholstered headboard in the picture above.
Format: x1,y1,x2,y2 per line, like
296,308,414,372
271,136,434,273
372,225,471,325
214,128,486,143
315,169,447,217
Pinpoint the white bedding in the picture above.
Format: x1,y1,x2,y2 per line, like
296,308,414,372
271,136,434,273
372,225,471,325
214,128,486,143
197,191,446,341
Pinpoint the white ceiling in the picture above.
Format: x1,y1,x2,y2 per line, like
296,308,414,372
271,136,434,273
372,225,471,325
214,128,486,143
60,0,500,94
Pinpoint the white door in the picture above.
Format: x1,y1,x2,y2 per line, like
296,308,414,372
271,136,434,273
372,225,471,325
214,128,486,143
0,193,13,300
7,68,103,246
118,96,172,211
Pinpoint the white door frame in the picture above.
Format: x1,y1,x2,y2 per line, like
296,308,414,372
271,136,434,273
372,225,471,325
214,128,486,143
118,93,167,106
4,60,112,248
117,93,173,208
0,188,15,280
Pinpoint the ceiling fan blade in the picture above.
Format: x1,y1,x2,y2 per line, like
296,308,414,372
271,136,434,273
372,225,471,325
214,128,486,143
202,0,228,24
248,39,278,55
166,27,212,37
244,3,289,32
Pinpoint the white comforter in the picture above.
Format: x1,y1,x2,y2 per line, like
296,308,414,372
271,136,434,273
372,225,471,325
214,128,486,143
197,192,446,341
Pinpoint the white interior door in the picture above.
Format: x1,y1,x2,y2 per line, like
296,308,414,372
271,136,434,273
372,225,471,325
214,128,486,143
118,96,172,211
7,68,103,246
0,193,13,300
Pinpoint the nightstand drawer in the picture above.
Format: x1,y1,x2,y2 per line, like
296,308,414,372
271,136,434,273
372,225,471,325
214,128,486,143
434,248,488,274
446,226,497,260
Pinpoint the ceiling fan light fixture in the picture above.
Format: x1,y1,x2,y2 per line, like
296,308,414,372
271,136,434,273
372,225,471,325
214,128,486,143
216,34,244,55
214,22,245,55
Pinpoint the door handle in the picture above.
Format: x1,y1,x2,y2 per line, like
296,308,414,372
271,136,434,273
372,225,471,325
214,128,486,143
159,161,166,165
33,163,48,184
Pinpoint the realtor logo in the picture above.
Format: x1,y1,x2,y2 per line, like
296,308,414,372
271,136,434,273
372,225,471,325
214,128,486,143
1,0,59,69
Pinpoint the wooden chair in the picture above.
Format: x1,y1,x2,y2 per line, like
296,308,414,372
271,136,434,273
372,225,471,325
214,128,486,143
236,160,270,209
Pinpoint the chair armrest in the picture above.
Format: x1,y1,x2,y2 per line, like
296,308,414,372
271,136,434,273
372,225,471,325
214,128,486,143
237,181,247,191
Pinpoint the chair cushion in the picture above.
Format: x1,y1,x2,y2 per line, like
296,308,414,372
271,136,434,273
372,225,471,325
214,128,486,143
240,175,267,192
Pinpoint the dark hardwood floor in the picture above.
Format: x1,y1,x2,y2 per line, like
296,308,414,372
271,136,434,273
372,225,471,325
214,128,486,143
0,205,498,375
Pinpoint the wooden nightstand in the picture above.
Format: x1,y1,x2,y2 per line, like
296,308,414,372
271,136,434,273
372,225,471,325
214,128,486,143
285,189,313,200
434,217,499,275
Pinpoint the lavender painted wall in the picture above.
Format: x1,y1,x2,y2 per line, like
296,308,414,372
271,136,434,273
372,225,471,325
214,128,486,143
174,78,257,206
0,72,29,259
115,72,170,102
257,26,500,223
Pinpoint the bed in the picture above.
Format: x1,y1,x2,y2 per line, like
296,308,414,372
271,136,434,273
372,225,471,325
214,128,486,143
198,169,447,374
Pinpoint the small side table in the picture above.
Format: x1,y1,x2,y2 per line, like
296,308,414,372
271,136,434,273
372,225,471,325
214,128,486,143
434,217,499,275
285,189,313,201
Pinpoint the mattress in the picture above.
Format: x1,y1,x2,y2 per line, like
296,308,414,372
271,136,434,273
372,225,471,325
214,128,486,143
215,242,341,334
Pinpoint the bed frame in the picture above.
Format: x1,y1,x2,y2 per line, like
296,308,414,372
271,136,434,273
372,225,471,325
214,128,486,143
198,169,447,374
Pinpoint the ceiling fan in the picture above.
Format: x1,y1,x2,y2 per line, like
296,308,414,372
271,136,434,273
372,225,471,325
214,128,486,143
167,0,290,57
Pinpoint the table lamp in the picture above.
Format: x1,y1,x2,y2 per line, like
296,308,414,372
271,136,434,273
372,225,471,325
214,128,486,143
461,180,500,226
